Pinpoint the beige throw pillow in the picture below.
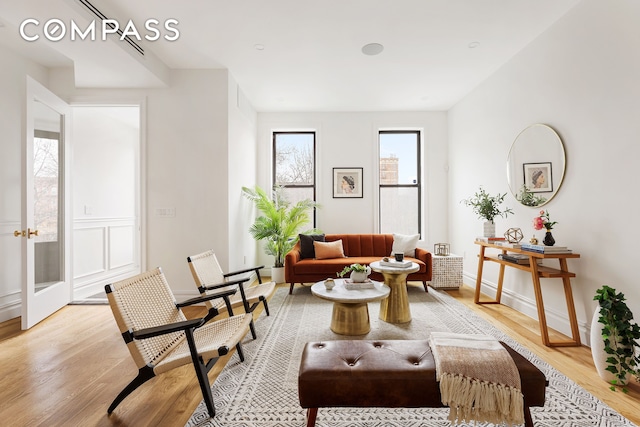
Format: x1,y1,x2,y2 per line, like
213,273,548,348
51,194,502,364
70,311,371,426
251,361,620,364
314,240,346,260
390,233,420,257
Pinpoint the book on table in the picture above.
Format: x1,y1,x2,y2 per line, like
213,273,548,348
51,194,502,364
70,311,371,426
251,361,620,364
497,253,542,265
379,259,412,268
491,241,522,249
344,279,375,290
475,236,506,243
520,243,572,253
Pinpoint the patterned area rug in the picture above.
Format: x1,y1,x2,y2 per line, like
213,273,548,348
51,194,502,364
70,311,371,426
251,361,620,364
186,285,636,427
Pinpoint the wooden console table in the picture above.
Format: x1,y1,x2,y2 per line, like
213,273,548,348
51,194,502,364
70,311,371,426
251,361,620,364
474,241,581,347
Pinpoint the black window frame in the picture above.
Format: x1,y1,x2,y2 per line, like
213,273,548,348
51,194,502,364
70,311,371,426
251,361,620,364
378,130,422,236
272,131,317,227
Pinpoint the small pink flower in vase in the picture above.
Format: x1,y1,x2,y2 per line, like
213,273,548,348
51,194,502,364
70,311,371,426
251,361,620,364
533,210,558,246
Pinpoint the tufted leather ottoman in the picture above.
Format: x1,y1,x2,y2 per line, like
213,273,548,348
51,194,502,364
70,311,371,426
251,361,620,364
298,340,546,427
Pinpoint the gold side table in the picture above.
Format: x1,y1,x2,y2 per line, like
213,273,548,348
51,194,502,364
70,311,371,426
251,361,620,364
369,260,420,324
311,279,390,335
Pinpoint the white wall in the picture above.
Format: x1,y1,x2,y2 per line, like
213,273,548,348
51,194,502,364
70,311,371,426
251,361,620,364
449,0,640,344
0,44,49,322
227,76,258,272
256,111,449,270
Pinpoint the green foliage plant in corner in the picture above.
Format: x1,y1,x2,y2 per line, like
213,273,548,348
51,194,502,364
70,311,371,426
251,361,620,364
594,285,640,392
242,185,320,268
461,186,514,223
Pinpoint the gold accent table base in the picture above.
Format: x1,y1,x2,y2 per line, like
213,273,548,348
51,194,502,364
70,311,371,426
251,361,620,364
311,279,390,336
331,302,370,335
370,261,420,324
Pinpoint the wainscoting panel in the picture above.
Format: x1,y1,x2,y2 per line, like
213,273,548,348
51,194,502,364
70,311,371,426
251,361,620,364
73,218,140,299
108,225,135,269
73,227,106,279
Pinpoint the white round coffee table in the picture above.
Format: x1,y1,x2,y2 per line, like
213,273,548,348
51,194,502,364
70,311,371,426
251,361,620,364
369,260,420,324
311,279,390,335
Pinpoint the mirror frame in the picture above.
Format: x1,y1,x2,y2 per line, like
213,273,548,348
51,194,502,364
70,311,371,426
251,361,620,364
507,123,566,207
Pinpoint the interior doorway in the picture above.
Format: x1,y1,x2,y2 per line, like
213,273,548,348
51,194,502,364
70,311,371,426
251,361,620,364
70,105,143,301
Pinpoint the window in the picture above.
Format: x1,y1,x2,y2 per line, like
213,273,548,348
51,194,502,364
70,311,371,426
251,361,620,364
273,131,316,226
378,130,421,235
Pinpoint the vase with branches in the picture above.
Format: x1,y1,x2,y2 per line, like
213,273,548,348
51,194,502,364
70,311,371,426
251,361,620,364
461,186,513,237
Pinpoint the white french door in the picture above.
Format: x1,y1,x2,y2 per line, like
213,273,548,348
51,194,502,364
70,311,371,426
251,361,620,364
19,77,71,329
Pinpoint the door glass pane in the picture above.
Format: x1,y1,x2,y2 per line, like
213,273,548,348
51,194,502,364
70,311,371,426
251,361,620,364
33,102,63,291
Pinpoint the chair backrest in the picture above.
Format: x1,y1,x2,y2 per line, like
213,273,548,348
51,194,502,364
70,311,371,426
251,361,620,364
188,250,236,308
106,267,186,369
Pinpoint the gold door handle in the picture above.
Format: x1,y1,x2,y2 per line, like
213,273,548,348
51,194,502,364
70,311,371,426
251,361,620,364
27,228,39,238
14,230,26,237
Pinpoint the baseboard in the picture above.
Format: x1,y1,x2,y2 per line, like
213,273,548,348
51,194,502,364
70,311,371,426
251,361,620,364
0,301,21,324
462,272,590,346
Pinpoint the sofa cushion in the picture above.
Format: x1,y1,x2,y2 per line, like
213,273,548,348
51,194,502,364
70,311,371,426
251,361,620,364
300,234,325,259
314,240,345,260
391,233,420,257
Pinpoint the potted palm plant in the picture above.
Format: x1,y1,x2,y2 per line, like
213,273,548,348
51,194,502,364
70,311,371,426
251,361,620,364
242,185,320,283
591,285,640,392
461,186,513,237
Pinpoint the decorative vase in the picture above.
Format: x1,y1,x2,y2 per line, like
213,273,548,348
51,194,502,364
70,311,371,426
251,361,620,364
543,231,555,246
483,221,496,238
350,266,371,283
324,278,335,290
590,306,618,384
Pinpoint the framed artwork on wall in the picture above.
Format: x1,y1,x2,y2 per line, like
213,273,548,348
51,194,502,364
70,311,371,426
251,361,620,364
333,167,363,198
523,162,553,193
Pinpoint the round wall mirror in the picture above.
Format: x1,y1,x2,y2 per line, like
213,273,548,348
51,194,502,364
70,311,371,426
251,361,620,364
506,124,565,207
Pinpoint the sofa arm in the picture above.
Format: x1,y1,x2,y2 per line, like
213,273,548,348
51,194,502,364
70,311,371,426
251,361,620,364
415,247,432,273
285,242,302,282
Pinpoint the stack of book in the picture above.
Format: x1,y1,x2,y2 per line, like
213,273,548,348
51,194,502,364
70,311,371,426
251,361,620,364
491,241,522,249
379,259,412,268
497,253,534,265
475,236,506,244
520,244,572,254
344,279,375,290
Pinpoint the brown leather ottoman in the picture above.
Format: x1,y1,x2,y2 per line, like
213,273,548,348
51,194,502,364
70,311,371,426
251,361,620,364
298,340,546,427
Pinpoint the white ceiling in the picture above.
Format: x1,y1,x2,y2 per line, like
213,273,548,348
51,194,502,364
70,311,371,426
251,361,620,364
0,0,581,112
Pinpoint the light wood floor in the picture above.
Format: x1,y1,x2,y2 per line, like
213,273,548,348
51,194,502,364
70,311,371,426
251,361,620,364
0,283,638,426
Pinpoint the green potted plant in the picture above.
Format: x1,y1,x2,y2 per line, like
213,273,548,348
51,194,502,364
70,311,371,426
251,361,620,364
338,263,371,283
461,186,513,237
242,185,320,283
591,285,640,392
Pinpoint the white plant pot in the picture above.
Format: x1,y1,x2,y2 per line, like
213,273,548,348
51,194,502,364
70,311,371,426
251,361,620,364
271,266,285,284
483,221,496,238
349,267,371,283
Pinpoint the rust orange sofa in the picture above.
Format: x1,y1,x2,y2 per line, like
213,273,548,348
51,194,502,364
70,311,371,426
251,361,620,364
285,234,432,294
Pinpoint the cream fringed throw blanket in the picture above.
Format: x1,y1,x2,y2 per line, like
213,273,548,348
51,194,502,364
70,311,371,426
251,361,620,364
429,332,524,426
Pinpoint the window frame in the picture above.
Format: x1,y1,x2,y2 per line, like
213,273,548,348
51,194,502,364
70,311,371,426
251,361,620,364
378,130,422,236
272,131,317,227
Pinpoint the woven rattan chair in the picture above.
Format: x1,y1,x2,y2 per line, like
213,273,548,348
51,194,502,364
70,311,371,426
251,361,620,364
187,250,276,340
105,267,252,418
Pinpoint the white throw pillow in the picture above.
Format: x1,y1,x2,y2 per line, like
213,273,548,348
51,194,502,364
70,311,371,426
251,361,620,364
390,233,420,257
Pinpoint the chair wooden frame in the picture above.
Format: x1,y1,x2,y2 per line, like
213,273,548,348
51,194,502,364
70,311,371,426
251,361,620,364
188,250,276,339
105,268,252,418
